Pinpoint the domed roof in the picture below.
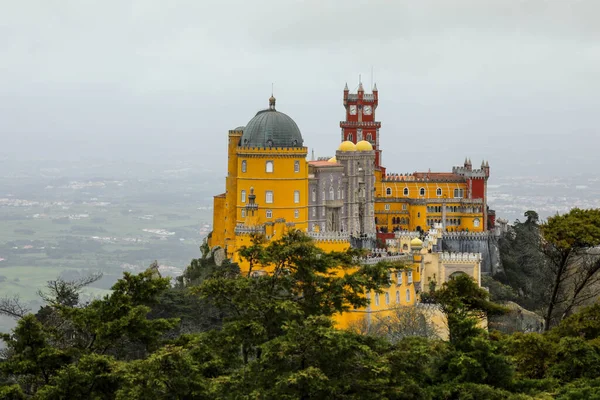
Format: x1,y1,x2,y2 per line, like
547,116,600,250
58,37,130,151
338,141,356,152
410,237,423,249
240,97,303,148
356,140,373,151
328,156,337,163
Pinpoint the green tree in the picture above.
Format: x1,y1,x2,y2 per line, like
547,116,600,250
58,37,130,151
195,230,391,364
218,316,391,399
541,208,600,330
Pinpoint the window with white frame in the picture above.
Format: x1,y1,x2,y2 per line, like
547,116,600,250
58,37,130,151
386,187,392,196
453,188,464,198
407,270,413,284
419,187,425,196
406,289,411,302
385,292,390,305
265,160,274,173
385,204,390,210
402,204,407,210
265,191,273,203
294,190,300,203
474,218,480,227
241,160,247,173
374,293,380,306
396,290,400,303
266,210,272,218
396,271,403,285
312,208,316,217
294,160,300,173
312,189,316,202
436,188,442,196
337,188,341,199
241,190,246,203
241,209,246,218
403,187,409,196
329,187,334,200
294,209,299,219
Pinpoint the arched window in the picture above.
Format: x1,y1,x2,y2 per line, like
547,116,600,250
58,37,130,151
375,293,380,306
386,187,392,196
294,190,300,203
385,292,390,305
417,212,420,218
436,188,442,196
312,208,316,217
402,244,408,251
406,289,411,302
241,209,246,218
241,190,246,203
348,133,353,142
329,187,335,200
419,187,425,196
366,133,372,141
337,188,341,199
403,187,409,196
265,161,274,173
294,160,300,173
396,290,400,303
407,270,413,284
312,189,316,202
474,218,480,227
294,209,299,219
396,271,403,284
241,160,247,173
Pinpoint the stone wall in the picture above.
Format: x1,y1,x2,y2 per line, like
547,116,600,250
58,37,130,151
441,232,501,275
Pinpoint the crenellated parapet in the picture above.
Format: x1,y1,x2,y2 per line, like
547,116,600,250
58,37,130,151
235,224,266,235
307,231,350,243
394,231,420,240
359,254,411,265
440,252,482,263
442,231,489,240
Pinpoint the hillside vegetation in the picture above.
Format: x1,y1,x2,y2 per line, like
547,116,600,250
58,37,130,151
1,209,600,399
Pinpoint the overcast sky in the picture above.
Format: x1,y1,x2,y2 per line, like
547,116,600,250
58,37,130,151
1,0,598,177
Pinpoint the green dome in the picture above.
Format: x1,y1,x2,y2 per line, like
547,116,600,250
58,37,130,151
240,97,303,148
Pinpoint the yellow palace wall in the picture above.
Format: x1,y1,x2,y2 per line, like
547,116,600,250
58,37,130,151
374,179,484,233
235,147,309,231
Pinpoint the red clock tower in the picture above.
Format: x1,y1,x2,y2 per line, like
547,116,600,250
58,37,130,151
341,81,383,168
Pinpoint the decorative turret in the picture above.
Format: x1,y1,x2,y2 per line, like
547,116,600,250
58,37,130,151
464,157,472,171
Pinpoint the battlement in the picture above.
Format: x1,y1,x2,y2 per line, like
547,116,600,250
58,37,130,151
452,166,487,178
440,252,482,262
442,231,489,240
394,231,420,240
359,254,411,265
234,224,266,235
307,231,350,243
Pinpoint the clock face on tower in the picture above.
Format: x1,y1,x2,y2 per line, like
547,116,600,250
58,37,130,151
349,105,357,115
363,105,372,115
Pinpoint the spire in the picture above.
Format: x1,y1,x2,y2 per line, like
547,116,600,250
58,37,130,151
485,160,489,167
344,82,349,91
481,160,485,168
373,82,378,92
358,81,364,92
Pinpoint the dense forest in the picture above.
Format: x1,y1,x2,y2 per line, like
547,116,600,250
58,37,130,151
1,209,600,399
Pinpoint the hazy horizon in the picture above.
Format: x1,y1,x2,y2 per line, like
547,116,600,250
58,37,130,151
2,1,599,178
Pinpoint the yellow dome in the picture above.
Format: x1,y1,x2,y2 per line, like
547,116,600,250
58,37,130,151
410,237,423,248
328,156,337,163
338,141,356,152
356,140,373,151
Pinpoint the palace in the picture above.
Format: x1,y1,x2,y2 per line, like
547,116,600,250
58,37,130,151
207,82,493,332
